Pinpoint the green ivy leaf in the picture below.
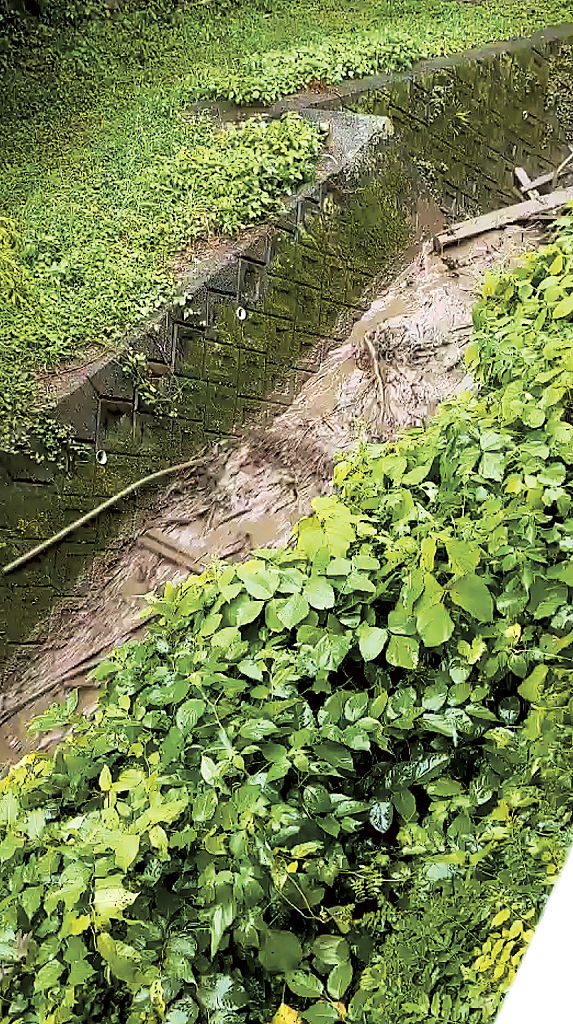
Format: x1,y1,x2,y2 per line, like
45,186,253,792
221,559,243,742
304,576,336,610
416,602,454,647
286,970,324,998
277,592,310,628
448,575,493,622
386,635,419,669
357,624,388,661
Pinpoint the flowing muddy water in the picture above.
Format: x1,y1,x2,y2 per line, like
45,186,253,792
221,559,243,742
0,221,543,764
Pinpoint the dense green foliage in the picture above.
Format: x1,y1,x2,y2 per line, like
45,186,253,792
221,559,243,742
1,0,573,449
2,214,573,1023
0,111,321,452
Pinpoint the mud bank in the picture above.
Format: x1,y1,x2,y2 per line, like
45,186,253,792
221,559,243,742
0,221,541,762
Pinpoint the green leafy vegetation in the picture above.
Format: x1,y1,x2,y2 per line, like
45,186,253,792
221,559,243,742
0,110,321,452
2,0,573,450
2,211,573,1022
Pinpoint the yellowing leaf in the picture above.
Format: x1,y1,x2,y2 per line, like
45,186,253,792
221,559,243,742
553,293,573,319
491,908,511,927
271,1004,302,1024
518,664,548,703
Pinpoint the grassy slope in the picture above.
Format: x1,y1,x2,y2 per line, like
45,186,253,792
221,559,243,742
1,0,573,449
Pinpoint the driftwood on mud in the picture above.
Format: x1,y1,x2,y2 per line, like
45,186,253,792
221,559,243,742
434,187,573,250
516,149,573,195
139,529,204,573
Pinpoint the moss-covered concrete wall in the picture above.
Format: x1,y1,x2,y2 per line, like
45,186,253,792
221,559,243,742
0,128,413,683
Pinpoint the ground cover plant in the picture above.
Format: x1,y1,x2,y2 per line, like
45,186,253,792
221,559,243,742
1,211,573,1023
2,0,573,451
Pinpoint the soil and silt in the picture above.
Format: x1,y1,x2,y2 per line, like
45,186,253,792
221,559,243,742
0,220,542,764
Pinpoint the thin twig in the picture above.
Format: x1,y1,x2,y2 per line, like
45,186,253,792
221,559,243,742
553,146,573,189
363,334,387,418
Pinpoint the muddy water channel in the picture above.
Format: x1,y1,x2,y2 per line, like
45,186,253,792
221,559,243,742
1,31,573,751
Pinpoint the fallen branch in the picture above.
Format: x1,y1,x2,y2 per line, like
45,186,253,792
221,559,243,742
2,457,201,576
139,528,205,573
434,187,573,251
514,166,540,200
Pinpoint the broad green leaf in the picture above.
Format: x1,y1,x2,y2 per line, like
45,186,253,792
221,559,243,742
448,574,493,622
552,293,573,318
311,936,350,966
227,595,264,626
393,788,416,821
327,959,352,999
277,593,310,628
93,877,138,924
286,970,324,998
346,571,376,593
176,699,207,734
44,861,91,914
34,959,64,991
479,451,506,481
422,679,448,711
444,536,480,575
344,693,368,723
240,718,277,740
448,681,472,705
114,834,140,872
259,931,302,973
518,664,547,702
210,900,234,957
68,958,95,985
416,602,454,647
304,576,335,610
200,755,219,785
96,933,141,984
237,658,264,681
386,635,419,669
192,789,218,823
357,624,387,662
302,1005,340,1023
211,626,241,649
236,560,280,599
